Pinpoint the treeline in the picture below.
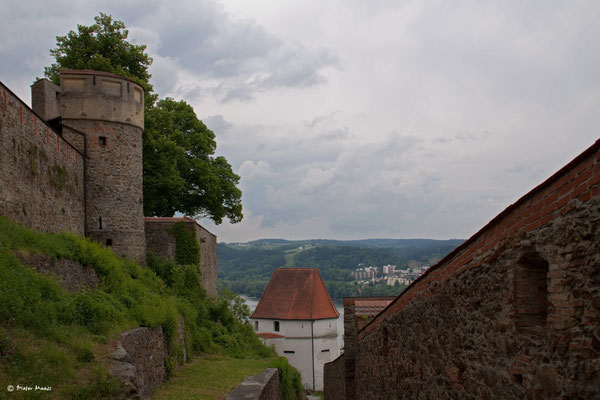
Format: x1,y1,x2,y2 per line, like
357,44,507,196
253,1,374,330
217,239,463,301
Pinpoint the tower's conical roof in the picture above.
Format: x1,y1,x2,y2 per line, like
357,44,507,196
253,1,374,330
251,268,339,320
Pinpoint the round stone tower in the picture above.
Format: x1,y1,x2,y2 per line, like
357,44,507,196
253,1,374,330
59,70,146,263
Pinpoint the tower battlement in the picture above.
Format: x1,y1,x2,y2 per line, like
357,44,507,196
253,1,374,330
2,70,217,290
59,70,144,129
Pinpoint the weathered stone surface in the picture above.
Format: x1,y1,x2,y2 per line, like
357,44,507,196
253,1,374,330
226,368,280,400
16,252,100,292
62,115,146,265
110,326,167,399
0,82,85,235
350,142,600,399
323,355,345,400
109,344,132,363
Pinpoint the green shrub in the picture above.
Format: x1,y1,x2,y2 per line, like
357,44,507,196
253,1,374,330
170,221,201,265
269,356,304,400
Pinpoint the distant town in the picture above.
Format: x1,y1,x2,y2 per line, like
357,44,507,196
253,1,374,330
351,259,439,288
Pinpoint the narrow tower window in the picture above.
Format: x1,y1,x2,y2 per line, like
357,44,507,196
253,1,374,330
98,216,103,230
514,252,549,333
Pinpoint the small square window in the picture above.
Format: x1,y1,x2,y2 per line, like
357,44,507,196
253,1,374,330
99,136,107,146
274,321,280,332
106,239,112,247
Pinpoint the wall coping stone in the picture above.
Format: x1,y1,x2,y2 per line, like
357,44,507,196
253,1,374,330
226,368,280,400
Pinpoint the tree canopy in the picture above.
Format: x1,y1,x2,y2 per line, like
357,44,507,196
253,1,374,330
44,13,153,95
44,13,243,224
144,98,242,223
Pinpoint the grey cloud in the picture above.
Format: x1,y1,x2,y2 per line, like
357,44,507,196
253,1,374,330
304,111,340,128
203,114,233,133
127,1,340,102
317,127,349,141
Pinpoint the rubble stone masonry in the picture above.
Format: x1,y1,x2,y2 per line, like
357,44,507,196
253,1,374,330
58,70,146,264
0,82,85,234
353,139,600,399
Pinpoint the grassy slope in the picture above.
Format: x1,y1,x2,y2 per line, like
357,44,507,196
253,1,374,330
0,217,301,399
152,355,275,400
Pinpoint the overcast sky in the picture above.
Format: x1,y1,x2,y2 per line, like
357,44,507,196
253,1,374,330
2,1,599,242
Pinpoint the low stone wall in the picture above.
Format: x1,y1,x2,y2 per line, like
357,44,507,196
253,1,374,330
17,252,100,292
226,368,280,400
355,140,600,399
109,326,167,399
324,355,345,400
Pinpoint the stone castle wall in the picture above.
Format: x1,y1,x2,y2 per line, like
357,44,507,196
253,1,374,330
65,119,146,264
353,140,600,399
145,217,218,296
324,297,394,400
195,222,218,297
58,70,146,264
323,355,346,400
0,82,85,234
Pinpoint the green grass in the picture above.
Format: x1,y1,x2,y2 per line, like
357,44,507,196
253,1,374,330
283,247,307,267
151,355,303,400
151,355,275,400
0,216,287,398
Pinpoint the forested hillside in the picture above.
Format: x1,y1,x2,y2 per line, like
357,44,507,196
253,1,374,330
218,239,463,300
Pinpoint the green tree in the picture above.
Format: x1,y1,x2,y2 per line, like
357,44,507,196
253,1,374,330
219,286,252,325
43,13,243,224
44,13,153,97
144,98,242,223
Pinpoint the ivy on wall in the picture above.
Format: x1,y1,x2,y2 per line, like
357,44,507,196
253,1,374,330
169,221,201,266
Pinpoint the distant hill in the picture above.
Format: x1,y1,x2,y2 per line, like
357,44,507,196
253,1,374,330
218,238,464,300
228,238,463,249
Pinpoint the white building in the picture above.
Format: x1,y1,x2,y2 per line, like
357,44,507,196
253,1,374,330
386,276,410,286
382,264,397,275
251,268,340,391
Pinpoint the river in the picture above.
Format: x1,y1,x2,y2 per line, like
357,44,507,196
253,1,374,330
241,295,345,348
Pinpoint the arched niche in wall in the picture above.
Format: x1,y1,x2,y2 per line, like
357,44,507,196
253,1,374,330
514,251,549,333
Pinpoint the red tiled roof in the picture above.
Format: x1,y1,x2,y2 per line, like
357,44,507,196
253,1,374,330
251,268,339,320
354,299,395,316
258,332,285,339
